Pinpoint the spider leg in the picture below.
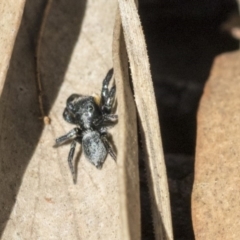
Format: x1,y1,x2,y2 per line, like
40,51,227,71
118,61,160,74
102,86,116,114
68,140,77,183
101,68,113,103
103,114,118,123
99,126,109,134
101,134,116,161
55,128,81,146
101,69,116,114
93,114,118,129
105,86,116,113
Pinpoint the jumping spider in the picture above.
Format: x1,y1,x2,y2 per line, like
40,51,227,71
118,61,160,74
55,69,117,183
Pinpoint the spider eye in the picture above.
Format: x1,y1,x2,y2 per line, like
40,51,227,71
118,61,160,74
87,105,94,112
67,103,75,111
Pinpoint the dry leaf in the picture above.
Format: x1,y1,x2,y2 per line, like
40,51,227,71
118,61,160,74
117,1,173,239
0,0,26,95
192,50,240,239
0,0,173,239
0,0,139,239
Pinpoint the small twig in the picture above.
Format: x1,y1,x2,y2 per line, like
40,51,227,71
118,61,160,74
35,0,53,125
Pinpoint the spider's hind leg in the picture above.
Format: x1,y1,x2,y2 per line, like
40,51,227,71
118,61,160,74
101,134,116,161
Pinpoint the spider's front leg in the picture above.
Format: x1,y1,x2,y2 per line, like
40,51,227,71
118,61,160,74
101,68,116,114
93,114,118,129
103,114,118,123
55,128,81,146
55,128,82,183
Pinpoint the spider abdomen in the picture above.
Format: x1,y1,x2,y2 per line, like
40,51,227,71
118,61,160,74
82,130,107,169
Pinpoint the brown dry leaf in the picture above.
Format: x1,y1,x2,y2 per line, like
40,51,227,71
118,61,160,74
0,0,173,239
112,10,140,240
117,1,173,240
192,50,240,240
0,0,140,239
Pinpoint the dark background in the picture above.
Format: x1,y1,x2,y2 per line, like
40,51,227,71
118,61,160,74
138,0,239,239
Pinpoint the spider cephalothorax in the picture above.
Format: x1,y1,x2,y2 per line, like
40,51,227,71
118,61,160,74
55,69,117,183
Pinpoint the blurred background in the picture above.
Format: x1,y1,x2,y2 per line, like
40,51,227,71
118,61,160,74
138,0,239,239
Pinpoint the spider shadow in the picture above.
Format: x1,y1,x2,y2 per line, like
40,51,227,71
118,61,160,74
0,0,86,236
112,97,118,114
107,131,118,159
74,145,82,184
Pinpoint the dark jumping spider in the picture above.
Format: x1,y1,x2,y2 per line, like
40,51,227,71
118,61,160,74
55,69,117,182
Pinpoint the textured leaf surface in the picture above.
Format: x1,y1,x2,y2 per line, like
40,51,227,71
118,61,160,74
0,0,135,239
192,50,240,240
